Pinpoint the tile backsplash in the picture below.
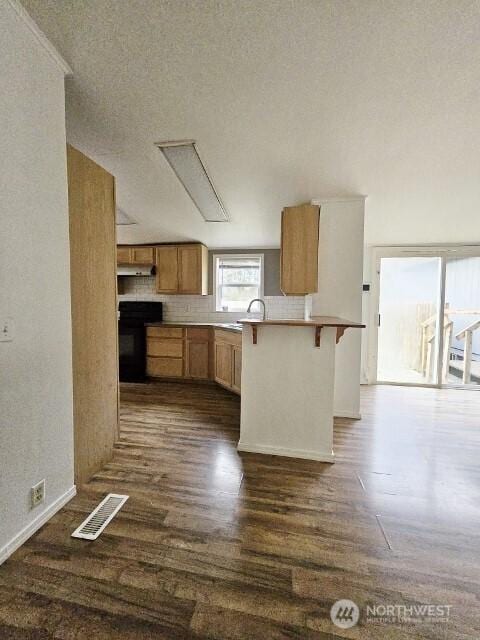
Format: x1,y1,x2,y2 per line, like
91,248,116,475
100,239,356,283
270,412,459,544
118,276,305,322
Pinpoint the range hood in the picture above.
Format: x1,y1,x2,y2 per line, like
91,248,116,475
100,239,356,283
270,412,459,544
117,265,156,277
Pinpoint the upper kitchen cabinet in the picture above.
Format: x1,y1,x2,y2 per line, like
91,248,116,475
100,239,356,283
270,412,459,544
156,243,208,295
117,246,132,264
280,204,320,295
117,245,155,265
156,245,179,293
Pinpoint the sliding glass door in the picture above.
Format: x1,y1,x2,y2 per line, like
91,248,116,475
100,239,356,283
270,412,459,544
374,248,480,388
444,257,480,386
377,257,441,384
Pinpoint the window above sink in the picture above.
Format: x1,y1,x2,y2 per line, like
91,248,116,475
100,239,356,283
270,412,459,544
213,254,264,312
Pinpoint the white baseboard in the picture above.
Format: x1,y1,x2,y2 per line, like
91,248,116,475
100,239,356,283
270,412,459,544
0,486,76,565
334,410,362,419
237,442,335,463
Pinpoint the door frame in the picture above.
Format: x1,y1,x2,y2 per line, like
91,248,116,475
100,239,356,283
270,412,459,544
367,244,480,388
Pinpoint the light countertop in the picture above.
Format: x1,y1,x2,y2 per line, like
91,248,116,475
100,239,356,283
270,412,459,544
145,321,242,332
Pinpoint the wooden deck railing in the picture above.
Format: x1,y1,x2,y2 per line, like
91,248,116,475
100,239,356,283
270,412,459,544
455,319,480,383
420,309,480,383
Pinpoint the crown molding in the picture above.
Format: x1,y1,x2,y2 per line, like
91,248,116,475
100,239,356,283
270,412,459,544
6,0,72,76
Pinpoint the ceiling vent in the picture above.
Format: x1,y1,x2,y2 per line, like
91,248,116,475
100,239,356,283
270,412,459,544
155,140,229,222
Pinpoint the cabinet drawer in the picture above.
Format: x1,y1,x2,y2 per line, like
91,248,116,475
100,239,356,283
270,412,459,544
147,326,184,339
214,329,242,347
147,338,183,358
147,357,183,377
186,327,211,341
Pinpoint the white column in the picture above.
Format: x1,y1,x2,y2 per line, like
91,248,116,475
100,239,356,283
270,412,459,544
307,197,366,419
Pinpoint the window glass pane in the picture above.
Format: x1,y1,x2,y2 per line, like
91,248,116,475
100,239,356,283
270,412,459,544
219,285,259,311
218,260,260,286
215,256,262,311
377,257,440,384
445,257,480,385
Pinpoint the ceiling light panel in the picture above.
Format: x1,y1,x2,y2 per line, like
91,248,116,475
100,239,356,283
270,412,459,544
155,141,229,222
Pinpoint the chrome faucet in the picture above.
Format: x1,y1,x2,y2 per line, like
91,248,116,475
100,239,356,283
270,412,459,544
247,298,266,320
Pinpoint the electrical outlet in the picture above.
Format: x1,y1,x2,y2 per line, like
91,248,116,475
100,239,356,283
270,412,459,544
31,479,45,508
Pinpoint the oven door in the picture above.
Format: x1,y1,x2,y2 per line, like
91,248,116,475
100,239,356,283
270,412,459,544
118,322,146,382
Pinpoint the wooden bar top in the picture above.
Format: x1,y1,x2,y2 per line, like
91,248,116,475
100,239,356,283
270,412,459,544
237,316,365,328
237,316,365,347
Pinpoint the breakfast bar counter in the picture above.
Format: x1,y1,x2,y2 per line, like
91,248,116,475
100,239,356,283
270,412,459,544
236,316,364,462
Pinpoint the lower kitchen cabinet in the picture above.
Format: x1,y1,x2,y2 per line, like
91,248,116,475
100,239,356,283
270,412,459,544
214,329,242,395
147,356,183,378
214,341,233,388
146,325,211,381
185,341,210,379
232,345,242,394
145,324,241,392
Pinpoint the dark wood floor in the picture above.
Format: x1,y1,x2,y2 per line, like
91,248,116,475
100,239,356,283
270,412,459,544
1,382,479,639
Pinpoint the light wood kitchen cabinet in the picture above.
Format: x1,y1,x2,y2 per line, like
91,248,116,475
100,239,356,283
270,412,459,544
185,327,210,379
146,325,212,380
147,338,183,358
147,326,183,339
214,329,242,395
186,341,210,379
117,245,155,265
155,243,208,295
131,246,154,264
214,342,232,388
146,325,185,378
145,324,240,388
117,246,132,264
156,246,179,293
146,356,183,378
232,345,242,393
280,204,320,295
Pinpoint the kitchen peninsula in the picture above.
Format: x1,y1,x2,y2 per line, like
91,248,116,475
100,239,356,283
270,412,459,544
237,316,364,462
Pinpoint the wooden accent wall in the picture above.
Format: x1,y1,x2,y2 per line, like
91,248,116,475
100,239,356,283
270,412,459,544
67,145,119,486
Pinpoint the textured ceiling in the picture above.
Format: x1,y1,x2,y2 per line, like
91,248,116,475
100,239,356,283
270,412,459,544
22,0,480,248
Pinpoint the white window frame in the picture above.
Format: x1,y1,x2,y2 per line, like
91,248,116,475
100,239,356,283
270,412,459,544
213,253,264,313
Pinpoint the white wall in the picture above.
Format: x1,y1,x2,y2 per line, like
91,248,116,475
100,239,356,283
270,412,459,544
239,325,336,462
307,198,365,418
0,0,75,562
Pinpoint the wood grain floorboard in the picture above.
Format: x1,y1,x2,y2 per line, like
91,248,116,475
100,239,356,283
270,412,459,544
1,381,479,638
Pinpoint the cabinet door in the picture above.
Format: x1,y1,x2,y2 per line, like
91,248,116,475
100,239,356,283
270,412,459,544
131,246,154,264
186,340,210,379
178,244,201,294
232,345,242,394
214,342,232,388
156,246,178,293
117,246,132,264
280,204,319,294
